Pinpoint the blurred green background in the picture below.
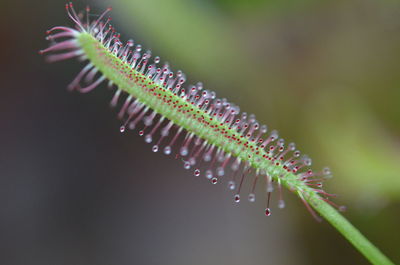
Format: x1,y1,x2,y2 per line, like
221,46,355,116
1,0,399,264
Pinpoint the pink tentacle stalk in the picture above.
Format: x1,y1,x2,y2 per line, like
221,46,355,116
45,50,84,63
67,63,94,91
76,76,106,93
39,40,79,54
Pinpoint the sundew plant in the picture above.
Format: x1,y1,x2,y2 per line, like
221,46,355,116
40,4,394,265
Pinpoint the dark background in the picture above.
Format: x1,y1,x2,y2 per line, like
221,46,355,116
1,0,399,264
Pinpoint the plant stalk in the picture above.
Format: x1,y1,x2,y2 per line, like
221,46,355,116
310,197,394,265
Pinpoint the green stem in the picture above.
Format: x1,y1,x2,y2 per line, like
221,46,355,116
310,197,394,265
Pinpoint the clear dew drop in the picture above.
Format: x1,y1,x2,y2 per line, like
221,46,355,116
152,145,159,153
323,167,333,179
128,123,135,130
339,205,347,212
180,147,189,156
231,163,239,171
278,199,285,209
119,125,125,133
144,135,152,143
161,128,169,137
205,170,213,179
228,180,236,190
323,167,331,175
216,167,225,177
234,194,240,203
194,169,200,176
265,208,271,216
189,157,196,166
248,193,256,202
139,130,144,136
163,146,172,155
303,155,312,166
144,117,153,127
203,154,211,162
183,161,191,170
211,177,218,184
